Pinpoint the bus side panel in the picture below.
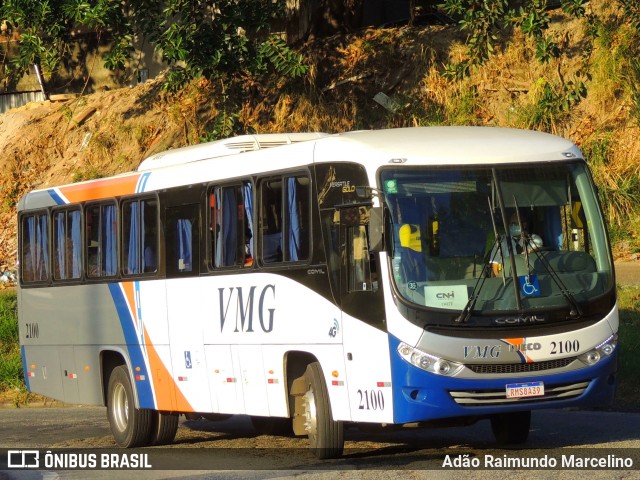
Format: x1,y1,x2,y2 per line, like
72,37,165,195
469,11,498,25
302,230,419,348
238,344,269,416
20,285,129,405
59,346,80,404
21,345,65,403
135,281,177,411
261,345,288,417
342,314,394,423
166,278,211,413
73,346,103,405
205,344,241,414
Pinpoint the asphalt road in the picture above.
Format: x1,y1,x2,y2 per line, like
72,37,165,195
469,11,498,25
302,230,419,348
1,407,640,479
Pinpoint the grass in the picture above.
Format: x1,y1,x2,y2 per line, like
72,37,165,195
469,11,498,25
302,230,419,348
1,286,639,410
615,286,640,410
0,290,23,394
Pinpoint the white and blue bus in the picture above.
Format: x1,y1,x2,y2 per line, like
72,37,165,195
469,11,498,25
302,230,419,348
18,127,617,458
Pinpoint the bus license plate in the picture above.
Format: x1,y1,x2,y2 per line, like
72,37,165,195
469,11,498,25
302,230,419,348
505,381,544,399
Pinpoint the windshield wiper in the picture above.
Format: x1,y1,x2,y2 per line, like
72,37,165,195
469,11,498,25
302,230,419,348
455,198,501,324
527,245,583,318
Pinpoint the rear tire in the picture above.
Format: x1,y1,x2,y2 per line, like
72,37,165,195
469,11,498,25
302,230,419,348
107,365,153,447
149,411,179,445
490,410,531,445
302,362,344,458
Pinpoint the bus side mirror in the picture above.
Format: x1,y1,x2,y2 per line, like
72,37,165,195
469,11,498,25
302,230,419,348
369,207,384,252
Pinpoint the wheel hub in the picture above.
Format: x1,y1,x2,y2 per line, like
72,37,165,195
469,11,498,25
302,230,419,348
112,383,129,433
302,389,317,438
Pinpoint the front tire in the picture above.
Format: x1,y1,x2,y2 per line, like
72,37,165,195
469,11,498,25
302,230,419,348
107,365,153,447
490,410,531,445
302,362,344,459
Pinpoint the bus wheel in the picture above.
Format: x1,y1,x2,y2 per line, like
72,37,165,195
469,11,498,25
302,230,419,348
490,411,531,445
302,362,344,459
149,411,179,445
107,365,153,447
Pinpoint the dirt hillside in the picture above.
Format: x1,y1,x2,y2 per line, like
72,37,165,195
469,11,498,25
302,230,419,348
1,2,639,276
0,78,190,275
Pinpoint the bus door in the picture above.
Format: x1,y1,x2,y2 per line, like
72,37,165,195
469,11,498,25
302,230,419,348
164,202,213,413
338,205,393,423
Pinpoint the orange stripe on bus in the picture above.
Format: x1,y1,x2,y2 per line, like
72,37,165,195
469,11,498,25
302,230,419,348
143,326,194,413
59,174,141,203
121,282,138,324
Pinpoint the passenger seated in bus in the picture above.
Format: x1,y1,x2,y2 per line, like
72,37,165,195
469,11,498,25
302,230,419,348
397,223,426,282
489,211,543,277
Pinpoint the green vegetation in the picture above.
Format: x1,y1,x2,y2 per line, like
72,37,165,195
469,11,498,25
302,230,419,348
616,287,640,409
0,0,307,92
0,291,23,394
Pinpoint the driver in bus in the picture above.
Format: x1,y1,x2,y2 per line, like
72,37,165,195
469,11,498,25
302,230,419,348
490,210,543,277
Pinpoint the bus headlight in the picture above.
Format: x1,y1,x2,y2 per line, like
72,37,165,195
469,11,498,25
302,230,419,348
578,334,617,366
398,342,463,376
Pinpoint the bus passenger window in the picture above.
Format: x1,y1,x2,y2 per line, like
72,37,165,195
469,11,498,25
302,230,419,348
122,198,158,275
260,179,283,263
259,175,310,264
21,213,50,283
53,209,81,280
166,203,199,276
211,184,249,268
286,176,310,261
86,203,117,277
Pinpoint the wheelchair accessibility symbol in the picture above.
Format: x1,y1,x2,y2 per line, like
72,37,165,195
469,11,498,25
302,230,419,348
518,274,541,298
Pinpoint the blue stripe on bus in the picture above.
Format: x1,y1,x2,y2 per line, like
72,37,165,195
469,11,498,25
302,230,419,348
137,172,151,193
21,345,31,392
47,189,66,205
108,283,155,409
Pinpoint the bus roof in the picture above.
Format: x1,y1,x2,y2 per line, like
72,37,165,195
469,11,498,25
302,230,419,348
312,126,582,165
19,127,583,210
137,132,329,170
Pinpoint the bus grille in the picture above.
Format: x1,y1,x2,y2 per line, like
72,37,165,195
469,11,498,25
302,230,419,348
466,357,576,375
449,381,589,407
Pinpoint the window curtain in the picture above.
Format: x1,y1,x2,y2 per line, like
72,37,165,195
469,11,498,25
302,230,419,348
544,206,563,250
177,218,192,271
222,187,237,266
25,217,36,280
36,215,49,280
103,204,117,275
70,210,81,278
215,190,223,268
56,213,66,279
287,177,300,261
243,183,254,259
127,202,140,274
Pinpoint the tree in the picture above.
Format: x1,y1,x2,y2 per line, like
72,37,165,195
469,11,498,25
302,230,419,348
305,0,364,40
0,0,308,92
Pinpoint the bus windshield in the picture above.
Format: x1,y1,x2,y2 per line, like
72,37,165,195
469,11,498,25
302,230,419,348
381,162,613,318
